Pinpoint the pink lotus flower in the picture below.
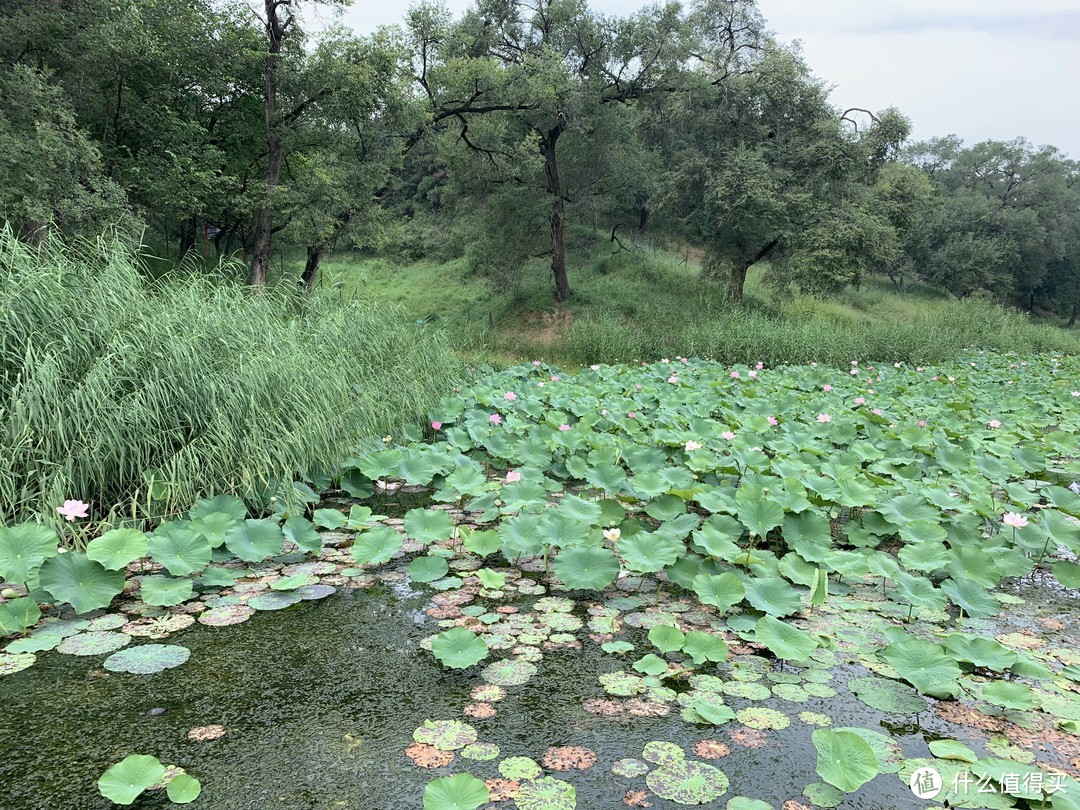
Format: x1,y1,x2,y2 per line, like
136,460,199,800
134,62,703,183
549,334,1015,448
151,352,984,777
503,391,517,401
947,376,955,382
1002,512,1028,528
748,370,758,380
721,431,736,440
489,413,503,424
558,424,571,431
538,381,545,387
730,371,740,379
988,419,1001,429
57,499,89,522
684,440,702,452
817,414,832,423
918,420,927,427
766,416,778,426
550,375,560,381
661,358,669,363
627,411,636,419
590,364,600,371
532,360,542,366
872,408,883,416
600,409,608,416
505,470,521,483
680,357,689,364
854,397,865,405
850,368,859,375
931,376,939,381
822,384,833,392
668,375,679,384
755,362,764,370
916,366,923,372
431,421,442,430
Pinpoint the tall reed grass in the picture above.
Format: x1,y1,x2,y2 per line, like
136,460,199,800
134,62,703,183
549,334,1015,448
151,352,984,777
0,231,457,525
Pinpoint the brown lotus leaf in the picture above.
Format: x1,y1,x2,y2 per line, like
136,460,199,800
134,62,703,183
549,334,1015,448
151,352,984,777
463,702,497,719
729,726,768,748
543,746,598,771
453,616,483,630
589,633,615,644
625,699,670,718
1003,722,1080,774
623,789,653,807
935,701,1005,732
484,778,519,801
583,698,625,717
186,724,227,742
427,606,462,620
496,605,519,614
728,644,756,656
405,743,455,769
470,684,507,702
1039,618,1066,631
692,740,731,760
782,802,813,810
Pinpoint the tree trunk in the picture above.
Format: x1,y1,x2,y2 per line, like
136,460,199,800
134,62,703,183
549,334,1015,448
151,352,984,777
1028,291,1035,312
638,204,648,234
301,245,322,292
1068,294,1079,328
20,218,48,247
179,216,197,256
249,0,290,286
729,260,749,304
541,117,570,303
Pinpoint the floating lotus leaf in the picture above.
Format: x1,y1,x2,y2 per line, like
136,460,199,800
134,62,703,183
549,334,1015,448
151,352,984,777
38,552,125,614
413,720,478,751
103,644,190,674
198,605,255,627
612,758,650,778
462,743,500,761
470,684,506,702
431,628,489,669
846,676,927,714
798,712,832,727
140,576,195,607
812,729,879,793
734,708,790,730
646,760,729,805
802,782,844,808
4,633,62,654
0,597,40,635
771,683,809,702
0,652,35,676
86,529,148,571
56,631,131,656
410,555,451,583
927,740,978,763
722,682,771,701
297,584,335,600
642,741,685,767
423,774,489,810
199,567,237,587
726,800,772,810
514,777,576,810
97,754,166,805
542,746,597,771
38,617,89,637
553,546,620,590
981,681,1039,710
833,727,904,774
602,641,635,654
482,659,537,686
269,573,312,591
687,699,736,725
499,757,542,781
166,773,202,804
0,522,58,583
633,654,669,676
247,592,302,611
187,725,227,741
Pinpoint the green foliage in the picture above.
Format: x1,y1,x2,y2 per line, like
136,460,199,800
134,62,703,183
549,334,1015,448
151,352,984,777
0,234,455,526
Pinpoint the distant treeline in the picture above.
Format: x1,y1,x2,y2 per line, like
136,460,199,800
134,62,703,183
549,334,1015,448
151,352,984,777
1,0,1077,319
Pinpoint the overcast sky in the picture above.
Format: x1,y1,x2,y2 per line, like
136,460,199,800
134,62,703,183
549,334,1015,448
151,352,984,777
324,0,1080,158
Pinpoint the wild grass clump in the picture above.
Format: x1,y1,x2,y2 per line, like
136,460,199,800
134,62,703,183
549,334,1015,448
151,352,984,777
0,231,457,526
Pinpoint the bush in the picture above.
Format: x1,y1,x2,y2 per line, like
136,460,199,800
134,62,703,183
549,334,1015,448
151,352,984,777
0,231,457,526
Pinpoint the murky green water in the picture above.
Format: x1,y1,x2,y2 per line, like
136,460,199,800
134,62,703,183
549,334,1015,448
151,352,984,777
4,571,1050,810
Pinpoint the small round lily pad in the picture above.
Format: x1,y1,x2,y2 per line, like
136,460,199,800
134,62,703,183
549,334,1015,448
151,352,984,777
296,584,336,600
612,758,651,778
198,605,255,627
481,659,537,686
461,742,500,761
646,760,729,804
642,741,685,767
0,652,35,676
57,631,132,657
103,644,190,674
498,756,542,780
514,777,576,810
247,592,303,611
847,676,927,714
735,707,790,730
412,719,478,751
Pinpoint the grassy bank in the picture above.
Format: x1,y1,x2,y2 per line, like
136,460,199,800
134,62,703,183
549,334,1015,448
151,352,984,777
0,232,457,526
318,239,1080,366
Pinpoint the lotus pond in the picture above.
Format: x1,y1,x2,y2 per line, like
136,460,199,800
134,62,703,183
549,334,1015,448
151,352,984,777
1,352,1079,810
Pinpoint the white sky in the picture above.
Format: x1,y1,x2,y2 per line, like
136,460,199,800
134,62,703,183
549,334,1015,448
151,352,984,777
321,0,1080,158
